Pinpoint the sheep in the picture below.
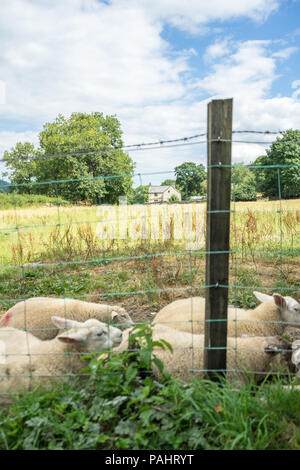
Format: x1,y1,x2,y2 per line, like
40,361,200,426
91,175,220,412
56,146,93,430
0,315,123,400
291,340,300,380
111,323,292,384
152,292,300,337
0,297,135,340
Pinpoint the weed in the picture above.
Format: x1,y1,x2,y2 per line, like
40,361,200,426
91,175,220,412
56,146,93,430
0,325,299,450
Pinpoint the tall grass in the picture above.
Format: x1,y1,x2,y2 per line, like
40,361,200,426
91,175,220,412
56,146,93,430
0,200,299,266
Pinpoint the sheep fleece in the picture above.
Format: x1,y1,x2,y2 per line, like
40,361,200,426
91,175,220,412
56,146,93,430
113,324,289,384
1,297,126,340
153,297,286,336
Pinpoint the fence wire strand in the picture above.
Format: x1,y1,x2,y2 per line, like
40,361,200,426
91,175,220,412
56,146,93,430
0,127,299,399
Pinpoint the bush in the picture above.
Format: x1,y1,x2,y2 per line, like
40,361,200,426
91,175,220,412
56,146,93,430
0,193,69,209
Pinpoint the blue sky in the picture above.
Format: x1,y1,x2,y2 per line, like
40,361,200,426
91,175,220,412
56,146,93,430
0,0,300,185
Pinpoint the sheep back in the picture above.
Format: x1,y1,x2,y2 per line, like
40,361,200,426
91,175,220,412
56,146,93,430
1,298,126,340
153,297,284,337
113,324,290,384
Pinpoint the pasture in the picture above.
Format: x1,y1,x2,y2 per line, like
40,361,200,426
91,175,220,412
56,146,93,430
0,198,299,450
0,199,299,321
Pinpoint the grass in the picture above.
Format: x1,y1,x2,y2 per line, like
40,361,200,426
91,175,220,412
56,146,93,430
0,198,299,450
0,199,299,267
0,324,299,450
0,192,69,209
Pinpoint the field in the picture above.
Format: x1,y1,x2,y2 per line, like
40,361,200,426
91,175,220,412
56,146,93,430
0,198,300,450
0,198,299,321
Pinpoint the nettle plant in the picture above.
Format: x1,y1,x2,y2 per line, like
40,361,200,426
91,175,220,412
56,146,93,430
84,323,173,385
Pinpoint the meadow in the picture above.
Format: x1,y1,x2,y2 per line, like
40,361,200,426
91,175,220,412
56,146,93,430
0,197,300,450
0,198,299,319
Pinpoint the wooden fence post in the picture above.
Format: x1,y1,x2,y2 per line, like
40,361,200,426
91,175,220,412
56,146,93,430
204,98,233,380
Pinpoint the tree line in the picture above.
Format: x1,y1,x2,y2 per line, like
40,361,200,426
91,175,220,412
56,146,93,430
2,113,300,204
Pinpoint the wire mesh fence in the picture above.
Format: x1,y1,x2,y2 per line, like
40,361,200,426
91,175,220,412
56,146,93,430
0,100,299,401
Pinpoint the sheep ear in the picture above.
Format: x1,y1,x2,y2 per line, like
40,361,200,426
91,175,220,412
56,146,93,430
264,336,290,354
58,330,89,344
292,340,300,351
111,311,119,320
273,294,287,310
265,336,282,353
253,291,272,303
51,316,83,330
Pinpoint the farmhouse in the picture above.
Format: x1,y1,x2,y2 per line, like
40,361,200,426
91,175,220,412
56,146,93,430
148,184,181,203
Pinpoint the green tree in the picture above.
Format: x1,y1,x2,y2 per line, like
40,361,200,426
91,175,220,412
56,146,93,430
252,130,300,199
131,185,149,204
3,142,43,193
169,194,179,202
160,179,176,187
174,162,206,198
231,163,257,201
4,113,135,204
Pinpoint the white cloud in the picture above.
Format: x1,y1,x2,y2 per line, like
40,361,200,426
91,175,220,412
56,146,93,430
292,80,300,88
272,47,298,59
0,0,298,184
0,81,5,105
204,38,231,63
110,0,280,33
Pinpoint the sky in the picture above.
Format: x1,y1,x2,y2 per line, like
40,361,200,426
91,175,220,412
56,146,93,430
0,0,300,186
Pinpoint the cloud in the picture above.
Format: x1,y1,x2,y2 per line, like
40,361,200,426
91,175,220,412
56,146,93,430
0,0,194,127
110,0,280,33
272,47,298,59
0,81,5,105
0,0,298,184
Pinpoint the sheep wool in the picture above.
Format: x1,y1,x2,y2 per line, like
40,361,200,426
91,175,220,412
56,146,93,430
152,292,300,337
1,297,134,340
0,316,123,401
112,324,292,384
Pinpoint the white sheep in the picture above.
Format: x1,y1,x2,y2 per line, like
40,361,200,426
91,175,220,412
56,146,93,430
291,340,300,379
112,323,292,384
152,292,300,337
0,315,123,400
0,297,135,340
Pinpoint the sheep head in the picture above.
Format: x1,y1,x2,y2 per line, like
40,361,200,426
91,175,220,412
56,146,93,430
110,307,135,329
264,335,294,374
253,291,300,328
52,316,123,352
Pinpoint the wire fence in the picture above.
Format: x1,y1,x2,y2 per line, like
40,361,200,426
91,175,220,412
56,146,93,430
0,104,300,400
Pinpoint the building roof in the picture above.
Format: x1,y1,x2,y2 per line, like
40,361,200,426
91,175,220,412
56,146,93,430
148,185,180,194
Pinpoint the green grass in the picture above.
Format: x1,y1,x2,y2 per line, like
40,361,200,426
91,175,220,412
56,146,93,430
0,199,299,450
0,193,69,209
0,325,299,450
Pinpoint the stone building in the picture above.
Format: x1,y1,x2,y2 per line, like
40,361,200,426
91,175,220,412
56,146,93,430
148,184,182,203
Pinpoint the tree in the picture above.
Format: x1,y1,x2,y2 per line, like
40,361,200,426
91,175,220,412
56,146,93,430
231,163,257,201
160,179,176,187
174,162,206,198
131,185,149,204
252,130,300,199
4,113,135,204
169,194,179,202
3,142,42,193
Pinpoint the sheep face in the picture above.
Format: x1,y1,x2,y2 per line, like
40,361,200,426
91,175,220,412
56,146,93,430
291,340,300,379
264,336,294,375
111,308,135,329
273,294,300,327
52,316,123,351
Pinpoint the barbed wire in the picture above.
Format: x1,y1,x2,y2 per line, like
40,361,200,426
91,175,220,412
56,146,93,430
0,129,295,164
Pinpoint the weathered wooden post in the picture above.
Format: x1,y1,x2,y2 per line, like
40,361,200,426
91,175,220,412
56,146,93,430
204,98,233,380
